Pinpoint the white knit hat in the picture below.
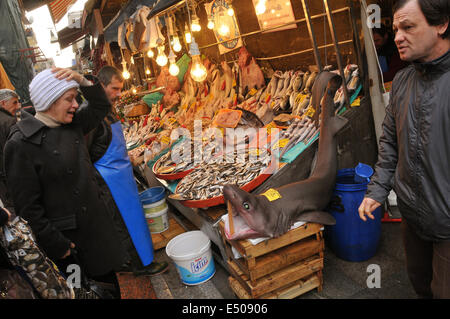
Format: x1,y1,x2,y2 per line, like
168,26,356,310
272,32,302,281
29,69,79,112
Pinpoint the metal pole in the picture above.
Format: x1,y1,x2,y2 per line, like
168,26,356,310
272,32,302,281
198,7,350,50
301,0,322,71
348,0,364,81
254,39,353,61
323,0,351,110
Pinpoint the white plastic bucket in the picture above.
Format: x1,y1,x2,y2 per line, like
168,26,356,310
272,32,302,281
166,231,216,285
145,206,169,234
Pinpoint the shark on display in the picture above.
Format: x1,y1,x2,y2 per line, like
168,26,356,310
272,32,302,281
223,71,349,240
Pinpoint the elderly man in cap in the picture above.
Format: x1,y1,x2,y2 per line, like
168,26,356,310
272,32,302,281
0,89,20,212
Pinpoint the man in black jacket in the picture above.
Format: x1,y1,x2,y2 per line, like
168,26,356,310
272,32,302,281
87,66,168,277
359,0,450,298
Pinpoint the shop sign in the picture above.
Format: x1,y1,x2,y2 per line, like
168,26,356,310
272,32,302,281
252,0,296,33
204,0,243,55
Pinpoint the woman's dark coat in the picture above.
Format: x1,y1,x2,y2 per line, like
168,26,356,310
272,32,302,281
4,79,131,276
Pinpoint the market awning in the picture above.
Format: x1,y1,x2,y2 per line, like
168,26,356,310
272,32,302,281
103,0,158,43
48,0,77,24
57,19,87,49
22,0,53,12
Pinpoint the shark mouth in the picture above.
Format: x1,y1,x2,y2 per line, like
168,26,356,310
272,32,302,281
224,200,266,240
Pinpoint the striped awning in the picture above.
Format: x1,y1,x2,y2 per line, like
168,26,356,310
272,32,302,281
47,0,77,24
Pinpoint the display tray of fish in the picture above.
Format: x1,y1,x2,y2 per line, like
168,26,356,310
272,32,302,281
170,148,274,208
152,138,217,180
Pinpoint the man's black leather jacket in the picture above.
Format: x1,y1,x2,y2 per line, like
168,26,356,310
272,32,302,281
367,50,450,241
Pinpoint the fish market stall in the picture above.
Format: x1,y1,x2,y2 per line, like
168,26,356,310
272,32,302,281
78,0,383,297
114,2,374,239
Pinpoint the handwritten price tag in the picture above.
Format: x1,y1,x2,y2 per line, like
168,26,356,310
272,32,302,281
261,188,282,202
274,138,289,149
305,106,315,118
265,122,277,135
161,136,171,145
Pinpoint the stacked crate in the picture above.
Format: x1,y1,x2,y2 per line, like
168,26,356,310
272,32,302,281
218,221,324,299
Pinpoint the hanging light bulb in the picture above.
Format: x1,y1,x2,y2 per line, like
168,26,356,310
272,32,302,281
218,24,230,37
172,35,182,52
226,0,234,16
168,49,179,76
207,16,215,30
156,45,168,66
191,15,201,32
184,24,192,44
169,62,179,76
255,0,266,15
189,38,207,82
217,7,230,37
121,61,130,80
147,49,154,58
132,87,137,94
145,68,151,75
122,69,130,79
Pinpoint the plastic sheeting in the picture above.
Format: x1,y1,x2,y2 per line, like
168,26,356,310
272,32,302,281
0,0,34,102
103,0,158,43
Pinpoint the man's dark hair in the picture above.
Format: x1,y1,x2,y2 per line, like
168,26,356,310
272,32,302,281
393,0,449,39
373,23,389,38
97,66,124,86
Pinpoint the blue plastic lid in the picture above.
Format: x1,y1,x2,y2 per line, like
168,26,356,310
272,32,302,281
336,168,369,191
354,163,373,183
139,186,166,205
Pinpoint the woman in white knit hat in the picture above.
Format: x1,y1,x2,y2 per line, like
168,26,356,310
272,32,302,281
3,68,134,298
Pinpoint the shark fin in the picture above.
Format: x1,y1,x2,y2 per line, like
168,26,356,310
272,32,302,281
297,210,336,225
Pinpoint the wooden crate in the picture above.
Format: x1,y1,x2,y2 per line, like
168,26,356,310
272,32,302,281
229,272,322,299
227,254,323,299
218,221,324,284
150,215,186,250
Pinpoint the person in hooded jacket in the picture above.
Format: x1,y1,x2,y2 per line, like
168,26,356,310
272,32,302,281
4,68,132,298
0,89,21,213
359,0,450,299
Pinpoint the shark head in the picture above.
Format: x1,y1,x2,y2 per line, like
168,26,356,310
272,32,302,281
223,184,271,239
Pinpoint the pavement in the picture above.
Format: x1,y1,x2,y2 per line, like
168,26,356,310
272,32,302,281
149,215,418,299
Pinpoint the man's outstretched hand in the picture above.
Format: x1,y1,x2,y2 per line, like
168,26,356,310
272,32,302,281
358,197,381,221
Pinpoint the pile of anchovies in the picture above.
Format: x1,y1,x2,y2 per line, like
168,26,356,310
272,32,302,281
155,139,217,174
175,149,272,200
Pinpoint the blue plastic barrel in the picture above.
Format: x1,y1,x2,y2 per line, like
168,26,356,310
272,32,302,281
326,168,381,262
